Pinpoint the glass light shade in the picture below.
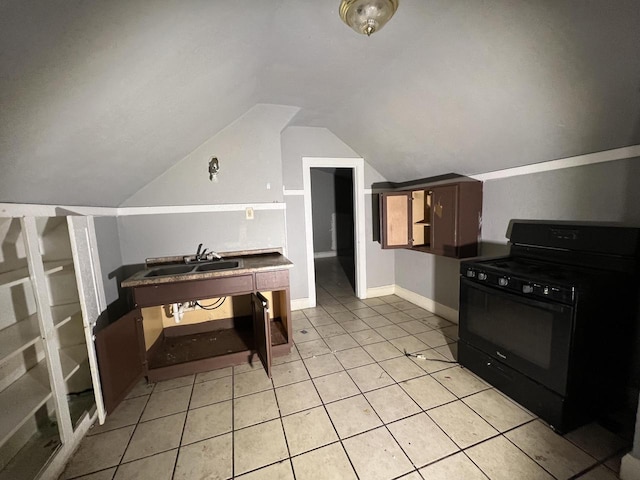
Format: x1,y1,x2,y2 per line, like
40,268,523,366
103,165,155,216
339,0,399,36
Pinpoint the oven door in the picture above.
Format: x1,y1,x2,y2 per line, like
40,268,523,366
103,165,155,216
459,278,574,396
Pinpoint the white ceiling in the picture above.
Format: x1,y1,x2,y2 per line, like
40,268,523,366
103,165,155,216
1,0,639,206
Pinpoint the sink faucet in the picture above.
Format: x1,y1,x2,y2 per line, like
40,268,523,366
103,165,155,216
195,243,204,261
194,243,222,262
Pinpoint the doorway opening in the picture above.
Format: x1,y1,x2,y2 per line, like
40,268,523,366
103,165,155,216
311,168,355,295
302,157,366,307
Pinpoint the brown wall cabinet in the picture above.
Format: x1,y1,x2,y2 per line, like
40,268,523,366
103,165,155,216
380,179,482,258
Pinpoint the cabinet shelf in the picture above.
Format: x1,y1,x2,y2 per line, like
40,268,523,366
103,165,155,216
43,259,74,276
0,360,52,447
0,267,30,289
51,303,82,329
60,345,88,382
0,314,41,366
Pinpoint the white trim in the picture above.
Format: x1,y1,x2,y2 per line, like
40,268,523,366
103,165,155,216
621,453,640,480
0,202,287,218
394,285,459,324
314,251,337,258
302,157,367,305
291,297,314,311
470,145,640,182
366,285,396,298
5,145,637,218
117,202,285,216
0,203,117,217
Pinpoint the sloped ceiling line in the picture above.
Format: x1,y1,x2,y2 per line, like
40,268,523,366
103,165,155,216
1,0,639,206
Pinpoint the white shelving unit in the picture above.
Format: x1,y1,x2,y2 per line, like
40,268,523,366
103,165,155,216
0,215,107,480
0,217,60,480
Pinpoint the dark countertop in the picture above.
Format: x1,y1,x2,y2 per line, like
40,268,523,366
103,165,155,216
121,249,293,288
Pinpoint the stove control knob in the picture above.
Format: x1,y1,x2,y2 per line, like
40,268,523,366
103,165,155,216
543,286,550,295
478,272,487,281
466,269,476,278
522,285,533,294
498,277,509,286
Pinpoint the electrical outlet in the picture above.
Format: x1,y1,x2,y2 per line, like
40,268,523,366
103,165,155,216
246,207,254,220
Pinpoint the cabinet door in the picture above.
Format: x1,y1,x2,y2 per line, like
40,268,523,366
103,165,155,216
67,215,108,424
94,310,145,414
431,185,459,256
380,192,412,248
251,292,272,378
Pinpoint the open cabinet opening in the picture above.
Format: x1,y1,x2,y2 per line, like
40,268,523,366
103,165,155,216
138,287,290,382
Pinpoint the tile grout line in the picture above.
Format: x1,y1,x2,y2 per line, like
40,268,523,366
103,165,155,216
110,381,155,479
305,283,494,477
231,369,235,479
170,375,197,479
295,341,364,480
302,290,455,476
270,369,297,480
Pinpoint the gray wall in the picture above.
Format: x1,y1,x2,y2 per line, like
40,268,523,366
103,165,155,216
93,216,123,306
281,126,395,301
482,157,640,244
311,169,336,254
122,104,298,207
395,157,640,311
118,210,285,265
117,104,294,274
284,196,307,300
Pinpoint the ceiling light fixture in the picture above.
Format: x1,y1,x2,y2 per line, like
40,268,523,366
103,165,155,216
339,0,399,36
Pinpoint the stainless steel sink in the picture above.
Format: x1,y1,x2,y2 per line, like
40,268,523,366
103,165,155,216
145,265,195,277
195,260,241,272
144,259,243,278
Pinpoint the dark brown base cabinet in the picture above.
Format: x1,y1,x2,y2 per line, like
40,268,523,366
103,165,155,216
380,179,482,258
95,269,292,414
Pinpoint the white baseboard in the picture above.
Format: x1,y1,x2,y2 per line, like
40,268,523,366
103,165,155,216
394,285,459,324
621,453,640,480
314,251,337,259
293,284,459,322
365,285,396,298
291,297,314,311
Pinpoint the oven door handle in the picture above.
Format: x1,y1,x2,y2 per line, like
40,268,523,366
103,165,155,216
460,278,572,313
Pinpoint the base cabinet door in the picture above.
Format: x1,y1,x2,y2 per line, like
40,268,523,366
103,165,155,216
251,293,272,378
95,310,146,414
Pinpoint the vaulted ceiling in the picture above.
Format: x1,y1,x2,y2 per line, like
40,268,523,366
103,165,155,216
2,0,639,206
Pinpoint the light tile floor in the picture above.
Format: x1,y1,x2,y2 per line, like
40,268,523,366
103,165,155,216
60,257,629,480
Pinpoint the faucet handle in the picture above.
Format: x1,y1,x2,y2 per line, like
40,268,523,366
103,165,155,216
196,243,203,256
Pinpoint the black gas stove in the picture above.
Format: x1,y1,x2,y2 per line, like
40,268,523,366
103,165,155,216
458,220,640,433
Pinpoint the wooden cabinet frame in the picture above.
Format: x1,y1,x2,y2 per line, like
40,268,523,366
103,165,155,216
95,268,292,413
380,179,482,258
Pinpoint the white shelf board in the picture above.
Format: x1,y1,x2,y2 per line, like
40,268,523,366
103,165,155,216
0,267,30,289
0,360,52,447
0,314,41,365
43,259,74,276
60,345,88,382
51,303,82,329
